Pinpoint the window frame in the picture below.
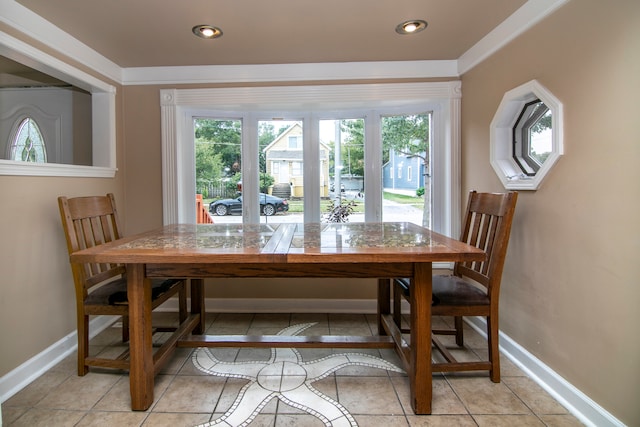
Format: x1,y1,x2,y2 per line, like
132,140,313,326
490,79,563,190
160,82,462,238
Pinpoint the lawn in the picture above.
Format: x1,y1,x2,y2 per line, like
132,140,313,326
382,191,424,208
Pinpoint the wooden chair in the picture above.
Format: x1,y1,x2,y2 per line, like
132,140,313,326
393,191,518,382
58,193,188,376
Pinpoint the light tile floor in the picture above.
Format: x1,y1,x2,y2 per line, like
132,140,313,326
2,313,584,426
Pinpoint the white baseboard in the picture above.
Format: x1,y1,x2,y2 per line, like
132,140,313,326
0,299,625,427
465,316,625,427
0,315,118,404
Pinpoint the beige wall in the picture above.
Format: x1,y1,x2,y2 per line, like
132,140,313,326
0,177,123,376
460,0,639,424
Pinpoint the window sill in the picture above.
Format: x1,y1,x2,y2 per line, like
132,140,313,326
0,160,117,177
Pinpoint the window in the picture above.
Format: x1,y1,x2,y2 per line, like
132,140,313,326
194,118,242,222
161,82,462,239
261,120,304,222
9,117,46,163
288,135,301,149
292,161,302,176
491,80,563,190
0,40,116,177
381,113,430,227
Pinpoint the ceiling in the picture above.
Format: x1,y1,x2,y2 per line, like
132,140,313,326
15,0,527,68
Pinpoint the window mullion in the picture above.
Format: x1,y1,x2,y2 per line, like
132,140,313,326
364,112,382,222
304,115,320,222
243,114,260,224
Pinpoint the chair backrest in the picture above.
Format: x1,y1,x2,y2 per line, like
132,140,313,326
454,191,518,296
58,193,126,297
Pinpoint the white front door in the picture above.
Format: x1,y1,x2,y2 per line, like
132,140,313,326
278,160,289,183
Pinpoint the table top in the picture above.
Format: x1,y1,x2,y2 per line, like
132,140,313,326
70,222,486,265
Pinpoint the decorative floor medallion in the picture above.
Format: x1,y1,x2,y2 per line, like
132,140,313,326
192,323,404,426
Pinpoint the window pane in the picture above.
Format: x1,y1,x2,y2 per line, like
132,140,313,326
381,113,431,227
529,108,552,164
260,120,300,223
194,118,242,223
323,119,365,223
10,117,47,163
513,100,551,175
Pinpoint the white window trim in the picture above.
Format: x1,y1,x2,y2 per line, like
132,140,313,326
160,82,462,238
490,79,563,190
0,31,116,177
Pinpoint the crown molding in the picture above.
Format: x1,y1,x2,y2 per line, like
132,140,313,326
122,60,458,86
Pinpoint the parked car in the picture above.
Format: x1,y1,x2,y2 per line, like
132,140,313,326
209,193,289,216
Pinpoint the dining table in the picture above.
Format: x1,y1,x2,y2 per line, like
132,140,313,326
69,222,485,414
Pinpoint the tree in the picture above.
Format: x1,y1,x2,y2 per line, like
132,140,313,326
195,119,242,174
338,119,365,177
194,119,241,198
258,122,275,173
195,141,223,197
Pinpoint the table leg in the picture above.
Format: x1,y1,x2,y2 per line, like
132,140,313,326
410,262,432,414
190,278,205,335
377,278,390,335
127,264,154,411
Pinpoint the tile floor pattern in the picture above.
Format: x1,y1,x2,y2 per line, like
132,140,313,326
2,313,584,426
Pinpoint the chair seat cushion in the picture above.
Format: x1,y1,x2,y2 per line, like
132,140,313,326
432,275,490,306
85,278,181,306
394,276,489,306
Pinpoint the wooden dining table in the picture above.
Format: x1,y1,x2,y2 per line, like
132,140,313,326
69,222,485,414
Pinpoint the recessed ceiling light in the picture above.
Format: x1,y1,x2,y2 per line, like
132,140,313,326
395,20,428,35
192,25,223,39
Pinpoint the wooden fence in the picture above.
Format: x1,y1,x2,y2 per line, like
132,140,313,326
196,194,214,224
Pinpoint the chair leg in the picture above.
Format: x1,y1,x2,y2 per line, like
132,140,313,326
487,315,500,382
122,315,130,343
77,314,89,376
178,282,188,324
392,280,403,328
454,316,464,346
